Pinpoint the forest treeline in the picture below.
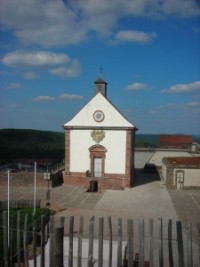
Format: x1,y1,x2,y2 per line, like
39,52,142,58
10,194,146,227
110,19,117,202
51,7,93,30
1,129,199,161
0,129,65,161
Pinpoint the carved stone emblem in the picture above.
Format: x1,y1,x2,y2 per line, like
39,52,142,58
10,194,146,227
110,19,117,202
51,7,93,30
91,129,105,143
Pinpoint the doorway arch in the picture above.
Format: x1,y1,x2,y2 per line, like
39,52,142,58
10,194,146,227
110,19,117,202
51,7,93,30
89,145,107,177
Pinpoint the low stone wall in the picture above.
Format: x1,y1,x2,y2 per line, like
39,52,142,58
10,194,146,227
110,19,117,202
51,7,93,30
0,171,47,187
64,174,133,190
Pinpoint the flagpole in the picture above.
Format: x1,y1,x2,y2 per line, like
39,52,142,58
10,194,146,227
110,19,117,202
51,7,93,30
7,170,10,248
33,162,37,215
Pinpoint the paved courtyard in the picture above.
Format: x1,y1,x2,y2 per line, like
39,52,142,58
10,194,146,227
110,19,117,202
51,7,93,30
1,151,200,265
0,151,199,232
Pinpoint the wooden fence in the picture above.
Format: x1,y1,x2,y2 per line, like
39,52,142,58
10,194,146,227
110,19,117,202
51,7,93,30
1,212,200,267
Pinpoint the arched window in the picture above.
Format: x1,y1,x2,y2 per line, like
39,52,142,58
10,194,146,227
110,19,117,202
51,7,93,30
89,145,107,177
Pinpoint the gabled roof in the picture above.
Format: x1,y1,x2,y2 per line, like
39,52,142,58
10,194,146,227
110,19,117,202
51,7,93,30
63,93,136,129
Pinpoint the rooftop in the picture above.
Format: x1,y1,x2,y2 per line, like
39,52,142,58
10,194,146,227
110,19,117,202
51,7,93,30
163,157,200,168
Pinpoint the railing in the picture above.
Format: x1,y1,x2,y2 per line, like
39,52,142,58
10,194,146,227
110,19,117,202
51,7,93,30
1,213,200,267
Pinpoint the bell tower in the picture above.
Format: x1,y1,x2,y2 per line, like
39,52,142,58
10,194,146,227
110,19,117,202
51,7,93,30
94,66,107,97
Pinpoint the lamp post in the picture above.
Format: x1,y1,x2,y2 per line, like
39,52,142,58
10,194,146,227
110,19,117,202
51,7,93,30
7,170,10,248
33,162,37,215
44,171,51,207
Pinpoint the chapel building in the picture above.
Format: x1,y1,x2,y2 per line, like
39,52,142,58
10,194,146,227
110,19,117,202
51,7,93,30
62,76,138,190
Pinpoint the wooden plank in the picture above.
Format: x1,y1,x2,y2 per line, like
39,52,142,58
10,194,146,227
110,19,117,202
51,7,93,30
78,216,84,267
98,217,104,267
10,214,14,267
49,216,55,267
23,213,29,267
158,218,163,267
139,219,145,267
3,211,9,267
186,223,193,267
108,216,112,267
127,219,133,267
68,216,74,267
117,218,122,267
149,219,154,267
176,221,185,267
17,210,21,267
32,213,37,267
40,215,45,267
88,216,95,267
168,219,174,267
54,226,64,267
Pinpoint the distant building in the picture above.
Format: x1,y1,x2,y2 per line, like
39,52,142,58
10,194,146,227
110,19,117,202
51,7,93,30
62,76,138,190
160,135,192,149
162,157,200,189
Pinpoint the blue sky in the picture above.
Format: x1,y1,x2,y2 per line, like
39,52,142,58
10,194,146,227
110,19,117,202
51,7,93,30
0,0,200,134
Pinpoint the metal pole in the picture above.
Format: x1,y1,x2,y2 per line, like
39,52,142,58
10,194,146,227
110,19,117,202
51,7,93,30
7,170,10,248
33,162,37,215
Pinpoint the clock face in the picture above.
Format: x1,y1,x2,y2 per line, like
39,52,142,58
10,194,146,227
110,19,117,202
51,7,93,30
93,110,104,122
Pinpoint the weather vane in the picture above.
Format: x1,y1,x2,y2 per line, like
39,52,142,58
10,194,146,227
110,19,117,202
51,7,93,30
99,64,103,76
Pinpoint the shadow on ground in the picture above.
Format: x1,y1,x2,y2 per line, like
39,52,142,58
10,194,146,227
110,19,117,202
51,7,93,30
134,168,161,187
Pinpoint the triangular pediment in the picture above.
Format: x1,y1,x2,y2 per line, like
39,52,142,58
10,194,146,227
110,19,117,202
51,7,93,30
63,93,135,128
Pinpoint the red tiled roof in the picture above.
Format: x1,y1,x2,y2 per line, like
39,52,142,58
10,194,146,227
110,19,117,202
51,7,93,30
163,157,200,167
160,135,192,145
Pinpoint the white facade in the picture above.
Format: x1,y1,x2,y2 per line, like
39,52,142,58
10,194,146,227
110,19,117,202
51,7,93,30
70,129,126,174
63,79,137,190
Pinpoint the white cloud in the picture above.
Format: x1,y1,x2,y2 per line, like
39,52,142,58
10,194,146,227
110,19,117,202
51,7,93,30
23,72,39,79
161,81,200,93
33,96,55,102
1,0,199,47
7,82,22,89
149,110,159,114
159,103,177,109
2,51,81,78
50,60,82,78
1,0,86,47
187,101,200,107
58,94,84,100
33,94,84,102
112,30,156,44
127,82,147,91
2,51,69,68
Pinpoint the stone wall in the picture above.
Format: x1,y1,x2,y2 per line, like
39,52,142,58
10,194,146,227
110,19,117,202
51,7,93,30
0,171,47,187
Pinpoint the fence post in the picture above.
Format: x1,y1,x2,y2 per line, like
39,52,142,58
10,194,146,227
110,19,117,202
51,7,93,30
168,219,174,267
40,215,46,267
68,216,74,267
17,210,21,267
23,213,29,267
3,211,9,267
54,226,64,267
10,214,14,267
78,216,84,267
108,216,112,267
176,221,185,267
32,213,37,267
98,217,104,267
49,216,55,267
139,219,145,267
186,223,193,267
117,218,122,267
127,219,133,267
149,219,154,267
88,216,95,267
158,218,163,267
